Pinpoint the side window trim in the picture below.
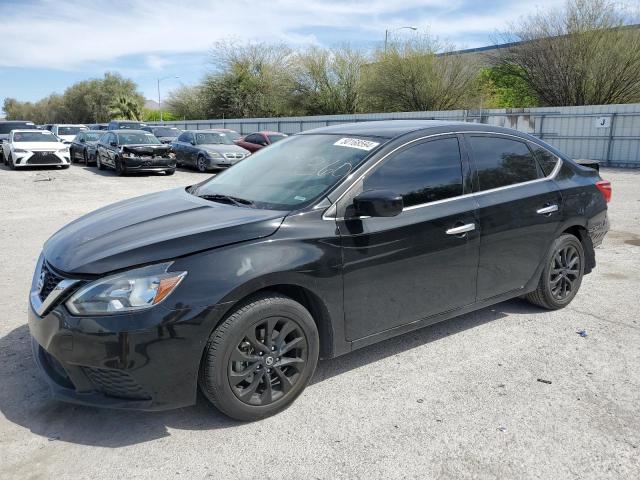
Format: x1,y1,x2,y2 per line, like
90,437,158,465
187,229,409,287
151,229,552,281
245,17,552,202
323,131,563,220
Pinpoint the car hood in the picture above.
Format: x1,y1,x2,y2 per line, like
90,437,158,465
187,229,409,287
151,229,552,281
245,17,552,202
14,141,65,150
200,144,250,154
43,187,287,275
122,144,171,156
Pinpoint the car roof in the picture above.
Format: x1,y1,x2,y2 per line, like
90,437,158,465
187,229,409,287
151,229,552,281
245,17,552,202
12,129,53,133
82,130,104,134
112,129,149,134
53,124,87,127
183,129,227,133
1,120,34,123
299,120,525,139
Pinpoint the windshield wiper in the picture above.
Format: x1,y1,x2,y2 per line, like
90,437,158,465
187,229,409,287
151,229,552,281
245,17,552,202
199,194,255,208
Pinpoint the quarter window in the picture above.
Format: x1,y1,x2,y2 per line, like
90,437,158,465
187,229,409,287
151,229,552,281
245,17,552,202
469,136,540,191
530,144,559,176
363,137,463,208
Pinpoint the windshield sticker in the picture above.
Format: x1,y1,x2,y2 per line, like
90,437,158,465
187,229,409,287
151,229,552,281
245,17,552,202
294,196,307,201
334,137,380,151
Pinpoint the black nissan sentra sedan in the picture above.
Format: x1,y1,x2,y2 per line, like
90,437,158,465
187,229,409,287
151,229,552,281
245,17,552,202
95,130,176,175
29,121,610,420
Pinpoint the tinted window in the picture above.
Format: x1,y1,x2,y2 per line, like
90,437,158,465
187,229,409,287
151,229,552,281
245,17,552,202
469,136,540,191
364,138,463,208
0,122,36,134
244,134,260,144
116,132,161,145
153,127,180,137
195,132,233,145
58,126,86,135
530,144,559,176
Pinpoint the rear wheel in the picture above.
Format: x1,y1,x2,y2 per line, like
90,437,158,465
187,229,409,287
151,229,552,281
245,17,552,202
165,168,175,176
199,293,319,421
526,233,585,310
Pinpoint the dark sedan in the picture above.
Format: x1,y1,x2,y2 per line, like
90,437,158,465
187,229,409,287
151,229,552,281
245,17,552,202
172,130,250,171
235,131,287,153
28,121,609,421
141,126,182,144
95,130,176,176
69,130,103,165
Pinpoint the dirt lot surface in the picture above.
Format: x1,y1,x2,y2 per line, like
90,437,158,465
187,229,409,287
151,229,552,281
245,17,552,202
0,164,638,479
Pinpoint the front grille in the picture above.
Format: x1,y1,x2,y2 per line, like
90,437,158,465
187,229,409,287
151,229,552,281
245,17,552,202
27,152,60,164
39,262,63,301
224,153,244,160
83,367,151,400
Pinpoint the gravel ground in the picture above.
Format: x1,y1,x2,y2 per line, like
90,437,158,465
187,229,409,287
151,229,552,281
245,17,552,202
0,164,638,480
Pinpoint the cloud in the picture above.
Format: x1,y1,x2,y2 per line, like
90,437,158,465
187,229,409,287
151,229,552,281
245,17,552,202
0,0,566,70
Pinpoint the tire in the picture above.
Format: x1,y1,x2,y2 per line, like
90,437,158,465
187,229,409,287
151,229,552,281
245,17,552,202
115,157,125,176
196,155,208,172
526,233,585,310
199,292,319,421
8,154,16,170
83,149,89,164
60,165,70,169
71,148,77,163
96,152,105,170
165,168,175,176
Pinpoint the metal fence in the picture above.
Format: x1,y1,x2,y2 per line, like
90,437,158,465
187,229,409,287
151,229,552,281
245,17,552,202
150,104,640,167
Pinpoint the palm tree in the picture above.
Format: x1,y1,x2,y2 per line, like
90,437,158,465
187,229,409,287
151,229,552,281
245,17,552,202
108,95,142,120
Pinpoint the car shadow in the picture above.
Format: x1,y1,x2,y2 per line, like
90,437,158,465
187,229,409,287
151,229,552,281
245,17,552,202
0,299,539,447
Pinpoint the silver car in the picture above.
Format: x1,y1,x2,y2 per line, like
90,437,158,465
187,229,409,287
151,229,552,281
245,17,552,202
171,130,251,172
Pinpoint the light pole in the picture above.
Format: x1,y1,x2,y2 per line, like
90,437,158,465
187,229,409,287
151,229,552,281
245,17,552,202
157,76,180,123
384,26,418,53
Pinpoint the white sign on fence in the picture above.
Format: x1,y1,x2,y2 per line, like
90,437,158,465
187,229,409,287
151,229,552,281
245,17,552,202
595,116,612,128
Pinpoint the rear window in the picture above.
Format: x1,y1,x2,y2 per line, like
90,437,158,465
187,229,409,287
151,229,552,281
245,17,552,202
469,136,541,191
0,122,36,134
117,132,161,145
58,126,87,136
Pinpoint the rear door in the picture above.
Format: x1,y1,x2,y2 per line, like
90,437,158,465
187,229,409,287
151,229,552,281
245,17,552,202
339,135,480,341
465,134,562,300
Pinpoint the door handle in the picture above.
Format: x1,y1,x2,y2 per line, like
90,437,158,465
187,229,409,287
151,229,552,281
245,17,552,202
536,204,558,215
446,223,475,236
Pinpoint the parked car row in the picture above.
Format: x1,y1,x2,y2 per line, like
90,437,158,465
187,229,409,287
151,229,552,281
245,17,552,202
1,119,288,175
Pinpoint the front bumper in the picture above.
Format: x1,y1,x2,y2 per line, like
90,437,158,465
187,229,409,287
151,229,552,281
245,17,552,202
122,156,176,172
28,291,220,411
14,151,70,167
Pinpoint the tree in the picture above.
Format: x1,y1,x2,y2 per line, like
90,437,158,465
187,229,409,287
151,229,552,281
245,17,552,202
109,95,142,120
290,46,366,114
165,85,207,120
478,65,539,108
361,35,479,112
3,72,144,123
199,40,296,118
497,0,640,106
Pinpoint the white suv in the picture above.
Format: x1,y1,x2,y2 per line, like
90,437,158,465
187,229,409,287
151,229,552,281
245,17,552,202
2,129,70,169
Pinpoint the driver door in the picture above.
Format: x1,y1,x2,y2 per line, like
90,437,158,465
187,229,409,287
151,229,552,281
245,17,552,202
338,136,480,341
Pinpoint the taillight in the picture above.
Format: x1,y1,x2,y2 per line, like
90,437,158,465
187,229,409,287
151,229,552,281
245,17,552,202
596,180,612,203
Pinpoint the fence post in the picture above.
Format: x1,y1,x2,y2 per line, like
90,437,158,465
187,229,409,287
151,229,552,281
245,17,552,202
605,113,617,166
538,115,545,140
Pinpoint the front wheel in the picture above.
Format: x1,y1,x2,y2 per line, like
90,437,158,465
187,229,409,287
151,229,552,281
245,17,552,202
83,149,89,164
196,155,208,172
96,152,105,170
526,233,585,310
199,293,319,421
114,157,125,176
165,168,175,176
8,154,16,170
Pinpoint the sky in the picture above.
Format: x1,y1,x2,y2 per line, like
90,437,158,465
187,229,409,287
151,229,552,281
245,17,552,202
0,0,568,114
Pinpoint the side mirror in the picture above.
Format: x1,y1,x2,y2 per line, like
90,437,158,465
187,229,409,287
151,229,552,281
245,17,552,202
351,190,403,218
110,141,118,147
190,140,196,145
79,138,86,143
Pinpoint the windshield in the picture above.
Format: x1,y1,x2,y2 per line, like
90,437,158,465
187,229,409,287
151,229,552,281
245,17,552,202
153,127,180,137
58,126,86,136
117,132,162,145
84,132,102,141
192,134,384,210
267,134,286,143
13,131,59,143
195,132,233,145
0,122,36,134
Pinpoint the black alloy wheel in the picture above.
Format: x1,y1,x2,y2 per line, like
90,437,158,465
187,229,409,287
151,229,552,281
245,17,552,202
199,293,319,421
526,233,584,310
197,155,208,172
229,316,308,407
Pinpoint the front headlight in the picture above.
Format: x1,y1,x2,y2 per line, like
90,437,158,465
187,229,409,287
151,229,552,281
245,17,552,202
206,151,222,159
65,263,186,315
13,149,28,155
59,147,69,154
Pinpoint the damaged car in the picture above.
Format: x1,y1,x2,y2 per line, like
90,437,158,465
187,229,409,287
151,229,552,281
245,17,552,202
95,130,176,176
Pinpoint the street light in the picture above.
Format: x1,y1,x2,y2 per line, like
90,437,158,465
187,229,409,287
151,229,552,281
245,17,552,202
384,26,418,53
157,76,180,123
